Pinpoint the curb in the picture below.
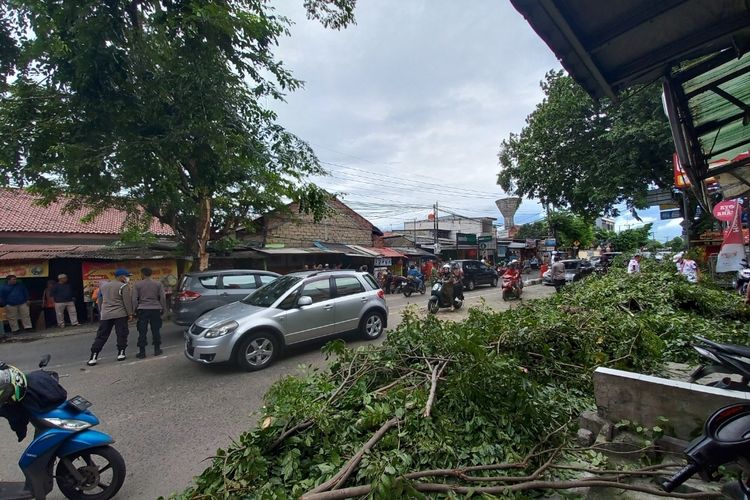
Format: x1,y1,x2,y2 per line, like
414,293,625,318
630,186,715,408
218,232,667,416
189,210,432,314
0,324,100,343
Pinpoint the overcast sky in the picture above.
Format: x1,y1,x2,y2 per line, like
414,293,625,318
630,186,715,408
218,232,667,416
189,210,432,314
271,0,682,242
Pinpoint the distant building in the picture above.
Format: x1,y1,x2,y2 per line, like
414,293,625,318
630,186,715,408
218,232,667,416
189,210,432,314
595,217,615,232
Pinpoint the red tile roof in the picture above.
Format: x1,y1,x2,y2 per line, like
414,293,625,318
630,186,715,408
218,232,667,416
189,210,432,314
0,189,174,236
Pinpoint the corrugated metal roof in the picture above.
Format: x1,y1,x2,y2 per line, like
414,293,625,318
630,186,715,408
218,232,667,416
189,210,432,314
0,244,182,261
390,247,435,257
253,247,344,255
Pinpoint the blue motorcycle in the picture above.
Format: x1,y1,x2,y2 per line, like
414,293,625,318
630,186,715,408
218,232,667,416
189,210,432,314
0,355,125,500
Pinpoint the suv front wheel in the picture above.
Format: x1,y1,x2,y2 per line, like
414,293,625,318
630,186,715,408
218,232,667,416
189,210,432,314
361,311,385,340
236,331,279,371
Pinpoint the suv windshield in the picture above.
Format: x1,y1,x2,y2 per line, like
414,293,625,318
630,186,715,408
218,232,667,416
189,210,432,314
242,275,301,307
564,261,580,270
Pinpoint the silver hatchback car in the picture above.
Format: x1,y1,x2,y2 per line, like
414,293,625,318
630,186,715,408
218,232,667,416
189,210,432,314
184,270,388,371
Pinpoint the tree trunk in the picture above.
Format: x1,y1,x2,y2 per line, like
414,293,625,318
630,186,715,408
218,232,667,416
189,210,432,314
196,195,212,271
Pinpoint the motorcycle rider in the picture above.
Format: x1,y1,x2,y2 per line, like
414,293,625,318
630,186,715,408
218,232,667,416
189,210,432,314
451,262,464,301
407,264,423,291
439,264,455,309
503,260,522,295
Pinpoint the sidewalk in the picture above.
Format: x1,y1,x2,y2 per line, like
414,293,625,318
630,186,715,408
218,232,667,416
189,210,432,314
0,322,102,343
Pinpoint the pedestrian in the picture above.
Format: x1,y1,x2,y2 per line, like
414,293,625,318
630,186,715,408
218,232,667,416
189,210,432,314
83,283,96,323
627,254,642,274
41,280,57,329
86,269,134,366
0,275,32,333
550,259,566,292
133,267,166,359
51,274,79,328
673,252,699,283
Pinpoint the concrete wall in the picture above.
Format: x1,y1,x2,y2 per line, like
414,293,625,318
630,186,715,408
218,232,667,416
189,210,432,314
593,367,750,440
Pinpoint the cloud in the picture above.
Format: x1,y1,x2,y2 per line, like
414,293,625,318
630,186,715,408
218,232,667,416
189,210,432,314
269,0,560,230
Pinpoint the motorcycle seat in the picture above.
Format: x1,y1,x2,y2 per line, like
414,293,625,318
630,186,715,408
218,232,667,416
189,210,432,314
696,336,750,359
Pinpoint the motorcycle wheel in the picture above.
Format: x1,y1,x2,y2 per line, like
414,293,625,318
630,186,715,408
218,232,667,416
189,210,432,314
428,298,440,314
502,289,510,301
56,445,126,500
404,289,412,297
741,283,748,296
454,301,463,310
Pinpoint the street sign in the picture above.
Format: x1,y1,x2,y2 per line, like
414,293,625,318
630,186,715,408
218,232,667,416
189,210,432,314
712,200,738,222
479,242,488,250
478,235,493,242
434,243,441,254
544,238,556,247
456,233,477,245
660,209,682,220
645,188,675,207
572,240,580,247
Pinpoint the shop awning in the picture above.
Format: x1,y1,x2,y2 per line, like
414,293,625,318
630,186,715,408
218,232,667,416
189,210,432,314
0,244,103,261
511,0,750,207
390,246,435,258
508,242,527,249
352,246,407,258
252,247,343,255
313,242,374,257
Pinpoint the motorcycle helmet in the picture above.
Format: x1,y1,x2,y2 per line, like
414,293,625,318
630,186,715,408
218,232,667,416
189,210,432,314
442,264,451,270
0,364,27,405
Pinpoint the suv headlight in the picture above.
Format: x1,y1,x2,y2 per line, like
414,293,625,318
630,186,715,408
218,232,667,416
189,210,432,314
44,418,92,430
204,320,239,338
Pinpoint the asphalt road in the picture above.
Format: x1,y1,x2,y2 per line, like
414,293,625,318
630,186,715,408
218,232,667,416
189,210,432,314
0,282,553,499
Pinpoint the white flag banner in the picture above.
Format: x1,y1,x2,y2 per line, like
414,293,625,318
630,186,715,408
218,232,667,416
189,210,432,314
716,200,746,273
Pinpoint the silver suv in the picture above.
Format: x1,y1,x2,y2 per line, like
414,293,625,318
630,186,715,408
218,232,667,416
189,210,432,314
184,270,388,371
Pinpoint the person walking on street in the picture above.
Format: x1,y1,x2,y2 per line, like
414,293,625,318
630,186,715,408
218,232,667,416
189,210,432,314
0,275,32,333
87,269,134,366
627,254,642,274
133,267,166,358
41,280,57,329
52,274,79,327
550,259,566,292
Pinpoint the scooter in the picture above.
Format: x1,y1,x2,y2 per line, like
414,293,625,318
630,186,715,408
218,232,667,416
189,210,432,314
661,402,750,499
688,336,750,392
735,259,750,296
402,275,426,297
0,355,125,500
501,273,523,301
428,279,463,314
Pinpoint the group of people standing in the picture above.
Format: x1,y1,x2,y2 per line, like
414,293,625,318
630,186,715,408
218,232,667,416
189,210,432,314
0,274,80,334
87,267,166,366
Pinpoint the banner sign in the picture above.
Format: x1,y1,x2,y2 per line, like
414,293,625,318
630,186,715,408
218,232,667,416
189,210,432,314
82,260,179,291
660,209,682,220
717,200,746,272
374,258,392,267
0,260,48,278
456,233,477,245
713,200,738,222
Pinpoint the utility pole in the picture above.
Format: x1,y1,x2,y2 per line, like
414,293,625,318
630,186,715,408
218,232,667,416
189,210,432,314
433,202,439,256
413,218,417,248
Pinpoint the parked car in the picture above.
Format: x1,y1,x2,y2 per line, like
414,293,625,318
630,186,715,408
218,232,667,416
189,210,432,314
543,259,595,285
449,260,499,290
184,270,388,371
173,269,280,326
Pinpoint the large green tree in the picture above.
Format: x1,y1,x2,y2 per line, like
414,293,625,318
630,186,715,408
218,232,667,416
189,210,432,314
596,224,653,252
0,0,355,269
497,71,674,219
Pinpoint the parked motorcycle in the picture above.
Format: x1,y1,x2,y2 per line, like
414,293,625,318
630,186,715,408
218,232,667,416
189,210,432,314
402,275,426,297
501,273,523,301
734,259,750,296
661,402,750,499
687,336,750,392
427,280,463,314
0,355,125,500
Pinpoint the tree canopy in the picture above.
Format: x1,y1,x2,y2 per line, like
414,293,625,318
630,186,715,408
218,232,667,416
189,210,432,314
514,212,594,249
497,71,674,219
0,0,356,269
596,224,653,252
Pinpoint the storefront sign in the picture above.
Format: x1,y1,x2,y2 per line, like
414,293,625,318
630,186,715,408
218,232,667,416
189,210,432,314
456,233,477,245
82,260,179,291
544,239,556,247
660,209,682,220
0,260,48,278
374,257,392,267
525,239,537,248
713,200,738,222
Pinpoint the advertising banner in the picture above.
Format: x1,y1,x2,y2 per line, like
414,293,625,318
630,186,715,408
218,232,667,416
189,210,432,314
456,233,477,245
716,200,746,273
82,260,179,291
713,200,738,222
0,260,49,278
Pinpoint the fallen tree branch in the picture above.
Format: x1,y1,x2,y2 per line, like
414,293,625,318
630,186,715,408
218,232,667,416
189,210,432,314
423,359,449,417
265,420,314,452
301,417,400,497
301,478,722,500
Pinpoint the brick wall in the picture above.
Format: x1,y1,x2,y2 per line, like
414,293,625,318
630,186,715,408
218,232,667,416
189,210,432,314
263,200,374,247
